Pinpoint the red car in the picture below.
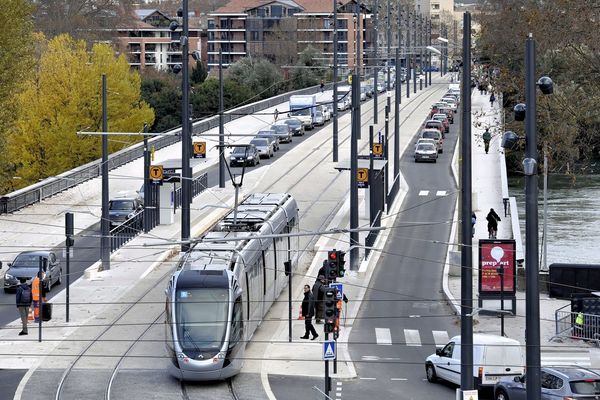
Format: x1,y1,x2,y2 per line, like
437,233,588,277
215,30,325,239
438,107,454,124
431,114,450,133
423,119,445,138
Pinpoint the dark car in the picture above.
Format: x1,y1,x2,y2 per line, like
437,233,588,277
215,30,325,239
109,197,143,227
494,366,600,400
279,118,304,136
270,123,293,143
229,145,260,167
256,131,280,151
3,250,62,293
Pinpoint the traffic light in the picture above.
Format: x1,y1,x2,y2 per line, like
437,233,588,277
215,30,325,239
327,250,338,282
323,288,337,333
337,250,346,278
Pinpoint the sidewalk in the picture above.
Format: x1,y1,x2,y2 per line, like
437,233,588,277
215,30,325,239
444,89,600,370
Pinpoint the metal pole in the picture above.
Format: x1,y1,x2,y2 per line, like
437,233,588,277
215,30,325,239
143,124,150,233
428,19,432,86
394,47,400,181
65,212,73,323
459,11,474,392
406,11,410,99
543,147,548,271
332,0,339,162
350,73,360,271
386,0,391,100
397,5,402,105
325,332,330,398
525,32,541,400
384,105,389,200
500,266,505,337
424,16,428,89
419,15,423,91
38,256,43,342
288,263,292,343
444,25,448,75
355,3,361,140
100,74,110,271
373,0,379,124
181,0,191,253
440,22,444,78
413,12,417,94
219,48,225,188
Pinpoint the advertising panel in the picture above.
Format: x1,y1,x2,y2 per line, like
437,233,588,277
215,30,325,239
479,239,516,295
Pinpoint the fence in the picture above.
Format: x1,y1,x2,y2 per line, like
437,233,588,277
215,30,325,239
110,211,143,252
0,83,328,215
554,305,600,345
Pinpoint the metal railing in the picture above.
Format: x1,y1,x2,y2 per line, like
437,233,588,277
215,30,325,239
554,306,600,345
174,173,208,210
386,174,400,209
365,210,382,260
110,211,143,252
0,83,328,215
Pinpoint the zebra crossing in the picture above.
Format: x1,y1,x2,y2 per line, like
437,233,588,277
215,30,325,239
367,328,593,367
417,190,449,197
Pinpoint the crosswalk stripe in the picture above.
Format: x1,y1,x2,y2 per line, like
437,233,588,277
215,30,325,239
432,330,450,347
404,329,421,346
418,190,429,196
375,328,392,345
436,190,447,196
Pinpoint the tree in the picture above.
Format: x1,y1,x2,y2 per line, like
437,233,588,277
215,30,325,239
6,34,154,189
141,70,182,133
191,78,253,118
291,45,325,90
190,60,208,85
0,0,35,194
227,57,284,100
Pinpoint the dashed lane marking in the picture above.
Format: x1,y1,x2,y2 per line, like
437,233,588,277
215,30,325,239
418,190,429,196
375,328,392,345
432,330,450,347
403,329,422,346
390,378,408,381
436,190,447,196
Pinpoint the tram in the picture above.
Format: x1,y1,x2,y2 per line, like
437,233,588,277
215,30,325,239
165,193,299,380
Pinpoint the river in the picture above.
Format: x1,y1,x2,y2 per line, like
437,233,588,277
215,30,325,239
509,174,600,267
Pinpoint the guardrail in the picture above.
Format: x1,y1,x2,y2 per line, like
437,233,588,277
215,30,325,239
0,83,329,215
554,306,600,345
500,150,510,217
110,211,143,252
509,197,525,265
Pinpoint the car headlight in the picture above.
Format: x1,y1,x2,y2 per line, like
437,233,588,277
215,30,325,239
5,273,13,280
247,156,253,160
127,212,135,219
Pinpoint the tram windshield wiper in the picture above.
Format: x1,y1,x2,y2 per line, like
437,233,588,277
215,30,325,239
183,327,201,353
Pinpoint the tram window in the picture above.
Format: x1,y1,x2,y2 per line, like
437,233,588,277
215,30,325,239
229,298,243,349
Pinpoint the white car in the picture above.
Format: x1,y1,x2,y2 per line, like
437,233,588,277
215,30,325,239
441,97,458,112
314,111,325,126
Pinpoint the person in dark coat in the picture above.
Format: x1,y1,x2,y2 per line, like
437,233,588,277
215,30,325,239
312,275,326,323
16,278,32,335
300,285,319,340
486,208,501,239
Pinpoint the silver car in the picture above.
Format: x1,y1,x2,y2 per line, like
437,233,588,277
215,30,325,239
270,124,293,143
494,366,600,400
250,138,274,158
256,132,280,151
314,111,325,126
414,142,438,163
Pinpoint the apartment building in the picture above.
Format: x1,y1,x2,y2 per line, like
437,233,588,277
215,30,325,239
115,9,202,71
207,0,371,71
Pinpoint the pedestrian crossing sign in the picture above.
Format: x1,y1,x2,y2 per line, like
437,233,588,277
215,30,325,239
323,340,336,360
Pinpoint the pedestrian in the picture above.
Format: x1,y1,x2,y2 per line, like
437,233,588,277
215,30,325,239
471,212,477,238
320,80,325,93
299,285,319,340
312,275,326,323
489,92,496,107
486,208,501,239
31,271,46,323
16,278,32,335
478,83,484,95
482,128,491,154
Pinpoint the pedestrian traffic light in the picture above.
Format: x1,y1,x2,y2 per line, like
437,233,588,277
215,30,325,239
337,250,346,278
327,250,339,281
323,288,337,334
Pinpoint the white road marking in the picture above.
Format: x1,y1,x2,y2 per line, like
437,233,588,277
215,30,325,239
337,382,343,386
390,378,408,381
419,190,430,196
432,330,450,347
336,387,343,391
361,355,380,361
436,190,447,196
403,329,421,346
359,377,377,380
375,328,392,345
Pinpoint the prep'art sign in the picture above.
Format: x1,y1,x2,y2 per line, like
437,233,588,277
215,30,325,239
478,239,516,295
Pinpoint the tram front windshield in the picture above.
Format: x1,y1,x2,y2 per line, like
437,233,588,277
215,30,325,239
176,288,229,353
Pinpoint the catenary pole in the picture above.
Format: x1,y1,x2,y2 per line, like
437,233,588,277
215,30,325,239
181,0,191,252
100,74,110,271
332,0,339,162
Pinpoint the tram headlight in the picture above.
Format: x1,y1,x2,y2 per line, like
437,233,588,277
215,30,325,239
212,351,226,363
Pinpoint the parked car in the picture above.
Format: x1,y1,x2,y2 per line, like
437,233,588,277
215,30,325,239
441,96,458,112
229,145,260,167
256,131,280,151
250,138,274,158
438,107,454,124
430,101,450,117
431,113,450,133
314,111,325,126
494,366,600,400
279,118,304,136
420,129,443,153
426,334,525,389
109,197,143,227
424,120,445,138
414,142,438,163
317,105,331,122
3,250,62,293
270,123,293,143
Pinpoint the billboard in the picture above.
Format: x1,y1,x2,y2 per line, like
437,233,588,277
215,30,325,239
478,239,516,295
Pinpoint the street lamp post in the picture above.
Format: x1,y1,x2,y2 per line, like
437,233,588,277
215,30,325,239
181,0,191,252
332,0,339,162
405,11,410,99
373,0,379,124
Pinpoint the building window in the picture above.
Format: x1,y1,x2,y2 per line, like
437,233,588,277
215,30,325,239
432,3,440,10
208,20,215,29
271,5,282,17
251,31,259,41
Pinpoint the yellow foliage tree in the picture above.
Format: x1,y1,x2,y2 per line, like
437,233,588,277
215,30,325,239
7,34,155,187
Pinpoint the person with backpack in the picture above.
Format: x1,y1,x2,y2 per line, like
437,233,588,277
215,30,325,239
483,128,492,154
16,278,32,335
489,92,496,107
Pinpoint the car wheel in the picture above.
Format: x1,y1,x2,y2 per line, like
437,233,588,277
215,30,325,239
425,363,437,383
57,269,62,285
495,389,509,400
434,159,437,163
440,149,444,154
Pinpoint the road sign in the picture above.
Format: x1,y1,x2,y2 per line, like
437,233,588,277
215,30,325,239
357,168,369,188
323,340,336,360
330,283,343,300
372,143,384,158
149,165,163,185
193,141,206,158
462,390,478,400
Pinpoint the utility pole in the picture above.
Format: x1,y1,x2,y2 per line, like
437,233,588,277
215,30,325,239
459,11,474,393
413,10,417,94
332,0,339,162
100,74,110,271
424,16,428,89
219,49,225,188
405,10,410,99
349,2,361,271
386,0,391,108
428,18,432,86
181,0,191,253
373,0,379,124
397,4,402,105
419,14,424,90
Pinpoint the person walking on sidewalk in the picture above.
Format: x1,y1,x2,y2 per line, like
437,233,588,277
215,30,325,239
471,212,477,238
486,208,501,239
299,285,319,340
312,275,326,323
483,128,492,154
489,92,496,107
16,278,32,335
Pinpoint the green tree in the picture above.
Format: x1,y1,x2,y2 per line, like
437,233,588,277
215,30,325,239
291,45,325,90
227,57,284,100
190,60,208,85
0,0,35,194
7,34,154,188
141,71,182,132
191,78,253,118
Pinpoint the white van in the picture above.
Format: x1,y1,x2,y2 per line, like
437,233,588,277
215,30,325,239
425,334,525,388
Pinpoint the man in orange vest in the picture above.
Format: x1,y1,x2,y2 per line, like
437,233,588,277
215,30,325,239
31,271,46,322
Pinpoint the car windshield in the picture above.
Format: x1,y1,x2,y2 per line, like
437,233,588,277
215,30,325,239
284,119,301,128
110,200,135,211
272,125,287,134
12,254,45,268
426,122,441,128
291,108,310,116
422,131,439,139
417,144,435,151
316,112,323,117
232,147,250,155
176,288,229,352
570,380,600,394
251,139,268,146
